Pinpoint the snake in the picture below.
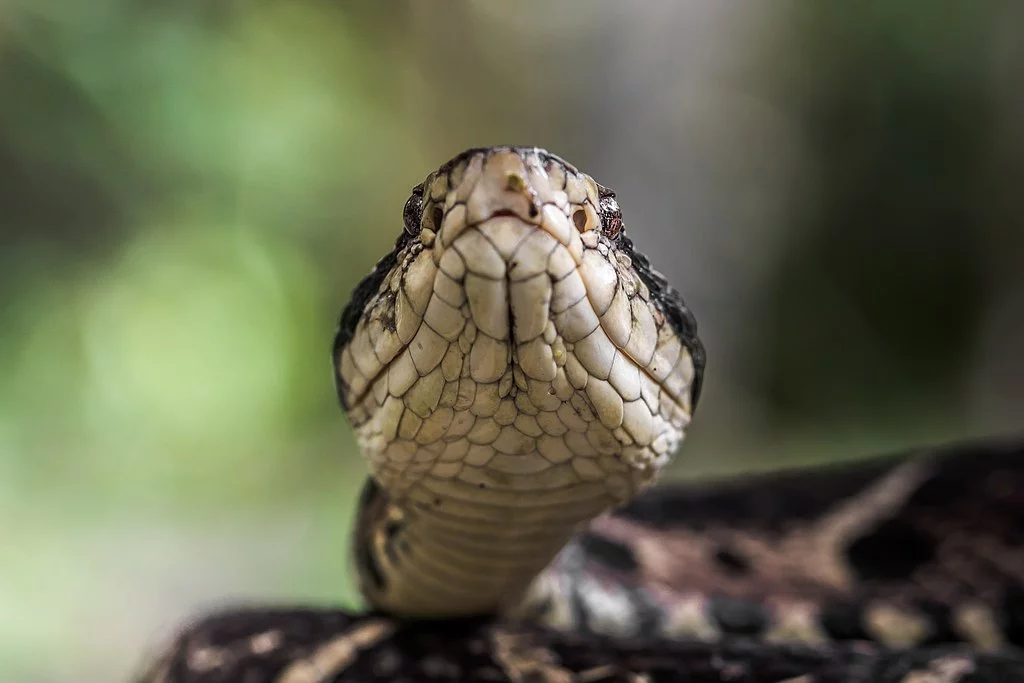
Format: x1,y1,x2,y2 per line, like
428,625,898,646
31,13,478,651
135,146,1024,682
335,145,702,623
331,147,1024,650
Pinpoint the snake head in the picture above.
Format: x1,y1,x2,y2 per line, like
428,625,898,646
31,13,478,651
334,146,704,504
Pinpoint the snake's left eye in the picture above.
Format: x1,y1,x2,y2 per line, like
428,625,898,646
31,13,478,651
403,187,424,235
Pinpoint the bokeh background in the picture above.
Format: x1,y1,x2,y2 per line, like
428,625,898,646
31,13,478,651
2,2,1023,680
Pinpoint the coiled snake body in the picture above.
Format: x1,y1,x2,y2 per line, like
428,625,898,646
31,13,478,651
138,147,1024,682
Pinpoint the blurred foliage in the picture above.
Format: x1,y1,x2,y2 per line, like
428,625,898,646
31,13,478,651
755,2,999,431
0,2,1021,681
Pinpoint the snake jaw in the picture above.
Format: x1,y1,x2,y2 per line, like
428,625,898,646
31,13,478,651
335,147,704,617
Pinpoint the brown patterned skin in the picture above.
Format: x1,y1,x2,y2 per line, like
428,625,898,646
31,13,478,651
134,604,1024,683
531,436,1024,651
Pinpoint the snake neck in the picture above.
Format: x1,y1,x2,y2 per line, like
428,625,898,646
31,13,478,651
351,477,607,617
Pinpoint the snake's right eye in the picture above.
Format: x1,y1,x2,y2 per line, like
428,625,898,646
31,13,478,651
598,194,623,240
403,188,424,235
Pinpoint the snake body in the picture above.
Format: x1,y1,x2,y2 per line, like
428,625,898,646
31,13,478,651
537,438,1024,649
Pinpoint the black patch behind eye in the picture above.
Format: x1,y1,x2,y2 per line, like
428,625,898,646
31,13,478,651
618,232,705,408
845,518,935,581
333,228,415,410
713,546,751,576
577,531,639,572
595,187,705,407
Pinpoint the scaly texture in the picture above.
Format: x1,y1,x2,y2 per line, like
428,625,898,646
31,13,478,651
531,436,1024,649
333,147,703,618
133,604,1024,683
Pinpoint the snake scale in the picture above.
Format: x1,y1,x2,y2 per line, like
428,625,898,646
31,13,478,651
136,147,1024,683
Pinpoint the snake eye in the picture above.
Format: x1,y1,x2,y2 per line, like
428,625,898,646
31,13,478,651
599,194,623,239
403,187,424,235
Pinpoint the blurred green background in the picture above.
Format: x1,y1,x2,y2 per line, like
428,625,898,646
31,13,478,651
2,2,1022,680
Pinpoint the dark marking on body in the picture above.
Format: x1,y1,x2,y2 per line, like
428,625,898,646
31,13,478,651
846,518,935,581
820,601,873,641
627,586,669,639
614,455,900,532
1004,586,1024,647
362,545,386,591
571,574,665,639
353,479,388,591
384,518,403,565
713,546,751,576
709,596,768,636
577,531,639,573
914,599,958,645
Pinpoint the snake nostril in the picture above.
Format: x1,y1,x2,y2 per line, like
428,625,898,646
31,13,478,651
431,206,444,231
